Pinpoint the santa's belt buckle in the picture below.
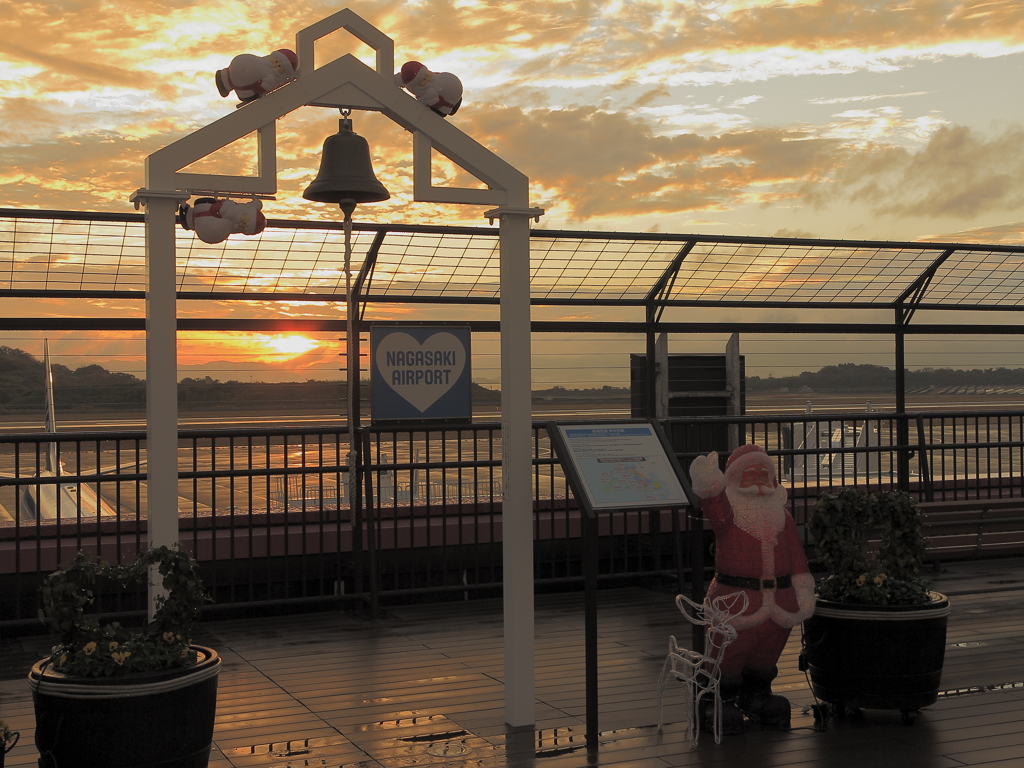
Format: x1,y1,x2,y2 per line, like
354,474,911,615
760,579,776,590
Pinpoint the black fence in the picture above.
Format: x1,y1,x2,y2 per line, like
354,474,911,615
3,410,1023,628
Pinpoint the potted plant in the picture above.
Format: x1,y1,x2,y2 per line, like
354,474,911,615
1,720,20,768
803,489,950,724
29,545,221,768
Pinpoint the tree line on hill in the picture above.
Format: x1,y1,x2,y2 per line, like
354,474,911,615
3,346,1024,415
745,363,1024,392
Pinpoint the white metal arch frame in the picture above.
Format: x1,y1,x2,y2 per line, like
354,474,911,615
130,8,542,727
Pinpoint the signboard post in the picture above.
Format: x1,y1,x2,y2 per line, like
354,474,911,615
370,326,472,424
547,419,702,750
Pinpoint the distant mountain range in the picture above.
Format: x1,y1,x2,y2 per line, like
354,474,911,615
2,346,1022,414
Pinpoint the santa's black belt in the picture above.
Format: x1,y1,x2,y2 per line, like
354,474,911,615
715,573,792,590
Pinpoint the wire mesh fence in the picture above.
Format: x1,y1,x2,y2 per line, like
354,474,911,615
3,409,1023,626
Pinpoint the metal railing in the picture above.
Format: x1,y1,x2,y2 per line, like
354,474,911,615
3,409,1023,627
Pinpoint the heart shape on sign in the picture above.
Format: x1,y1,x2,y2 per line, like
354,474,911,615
376,332,466,413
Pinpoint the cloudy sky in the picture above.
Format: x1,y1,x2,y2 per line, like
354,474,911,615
5,0,1024,238
3,0,1024,386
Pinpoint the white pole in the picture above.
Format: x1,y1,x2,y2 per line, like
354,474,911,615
499,210,535,727
43,339,58,475
343,204,359,513
144,196,181,614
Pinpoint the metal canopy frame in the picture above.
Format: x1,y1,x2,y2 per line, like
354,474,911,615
4,209,1024,314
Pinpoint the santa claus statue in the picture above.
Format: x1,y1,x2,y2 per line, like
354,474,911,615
688,444,815,732
393,61,463,116
179,198,266,244
216,49,298,103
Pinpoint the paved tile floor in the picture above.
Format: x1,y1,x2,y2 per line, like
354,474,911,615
4,558,1024,767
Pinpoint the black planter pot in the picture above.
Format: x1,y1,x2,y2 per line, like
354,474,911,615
803,593,949,719
29,645,220,768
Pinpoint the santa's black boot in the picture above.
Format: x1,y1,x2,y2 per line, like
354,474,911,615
699,676,744,736
738,667,791,730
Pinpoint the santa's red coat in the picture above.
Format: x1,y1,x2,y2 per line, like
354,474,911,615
700,488,813,676
701,488,810,619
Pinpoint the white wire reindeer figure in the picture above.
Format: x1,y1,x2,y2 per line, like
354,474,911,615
657,591,750,745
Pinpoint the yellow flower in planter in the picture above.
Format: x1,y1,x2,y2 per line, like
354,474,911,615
163,632,175,643
83,642,97,656
855,574,866,587
109,641,119,651
874,574,888,587
111,652,131,666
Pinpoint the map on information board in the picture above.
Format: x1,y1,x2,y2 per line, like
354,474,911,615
552,422,689,512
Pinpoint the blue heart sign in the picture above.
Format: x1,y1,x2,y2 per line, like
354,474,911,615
370,326,472,422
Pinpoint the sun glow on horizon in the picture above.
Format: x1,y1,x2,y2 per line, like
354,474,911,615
178,333,324,365
257,334,321,359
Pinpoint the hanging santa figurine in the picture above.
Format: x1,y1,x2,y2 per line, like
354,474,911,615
179,198,266,244
216,49,298,103
394,60,463,116
688,444,815,733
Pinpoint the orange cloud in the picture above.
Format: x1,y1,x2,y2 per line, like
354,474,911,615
805,125,1024,219
1,0,1023,238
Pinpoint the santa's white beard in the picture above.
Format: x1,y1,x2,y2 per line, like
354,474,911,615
726,484,787,543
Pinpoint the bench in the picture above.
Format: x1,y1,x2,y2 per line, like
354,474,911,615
917,497,1024,562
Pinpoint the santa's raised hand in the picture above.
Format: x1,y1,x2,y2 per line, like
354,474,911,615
689,450,724,497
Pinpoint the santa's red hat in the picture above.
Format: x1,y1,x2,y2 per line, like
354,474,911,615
273,49,298,75
398,60,425,84
724,444,777,486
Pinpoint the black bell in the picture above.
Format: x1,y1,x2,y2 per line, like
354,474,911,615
303,117,390,206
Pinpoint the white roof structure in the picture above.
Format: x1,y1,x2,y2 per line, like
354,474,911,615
126,8,540,728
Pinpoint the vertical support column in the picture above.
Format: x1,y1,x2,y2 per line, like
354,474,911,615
644,311,656,418
499,210,535,728
726,332,741,450
894,308,910,490
655,333,669,419
583,511,599,749
144,196,181,613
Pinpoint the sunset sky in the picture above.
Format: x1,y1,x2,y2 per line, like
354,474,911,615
3,1,1024,385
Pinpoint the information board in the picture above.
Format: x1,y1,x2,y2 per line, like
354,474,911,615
547,419,700,748
549,421,690,513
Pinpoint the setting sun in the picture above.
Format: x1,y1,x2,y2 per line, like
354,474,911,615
259,335,320,359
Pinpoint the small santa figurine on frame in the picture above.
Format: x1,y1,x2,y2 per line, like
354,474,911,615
179,197,266,244
215,49,298,103
393,60,463,116
688,444,815,733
